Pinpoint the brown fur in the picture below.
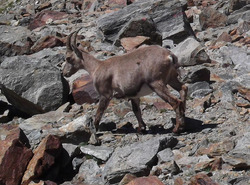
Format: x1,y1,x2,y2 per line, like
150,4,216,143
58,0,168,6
63,29,187,144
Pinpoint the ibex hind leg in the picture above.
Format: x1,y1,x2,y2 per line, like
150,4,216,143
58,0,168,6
168,77,187,133
149,80,186,134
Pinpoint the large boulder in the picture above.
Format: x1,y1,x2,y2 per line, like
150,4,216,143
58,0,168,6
171,37,211,66
0,48,69,115
103,136,177,184
0,25,32,59
97,0,195,44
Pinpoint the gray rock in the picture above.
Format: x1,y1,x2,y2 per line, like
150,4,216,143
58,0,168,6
80,145,114,162
97,0,193,44
102,136,177,184
113,15,162,46
212,45,250,74
183,66,211,83
190,89,213,99
0,25,31,46
157,148,174,164
227,5,250,24
223,132,250,169
229,176,250,185
77,159,104,185
0,48,69,114
187,81,211,97
171,37,211,66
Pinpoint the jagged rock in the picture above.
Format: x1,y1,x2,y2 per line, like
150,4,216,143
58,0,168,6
31,35,64,53
22,135,62,185
58,115,92,144
183,67,211,83
157,148,174,164
228,0,249,13
0,48,69,115
114,16,162,46
171,37,211,66
28,180,57,185
199,7,227,30
119,174,137,185
97,0,193,44
151,160,181,176
28,10,68,30
222,132,250,169
0,25,32,58
0,128,33,185
80,145,114,162
188,81,212,98
189,173,219,185
103,136,177,184
229,176,250,185
227,4,250,24
126,176,164,185
19,103,72,148
76,159,103,185
121,36,151,51
72,74,99,105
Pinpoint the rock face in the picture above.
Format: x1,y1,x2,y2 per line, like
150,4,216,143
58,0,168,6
0,128,33,185
97,0,194,44
0,0,250,184
21,135,62,185
0,49,69,115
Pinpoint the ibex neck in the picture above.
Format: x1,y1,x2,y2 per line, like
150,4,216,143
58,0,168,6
81,52,100,77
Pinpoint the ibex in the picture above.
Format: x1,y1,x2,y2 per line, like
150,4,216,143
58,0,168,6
63,29,187,144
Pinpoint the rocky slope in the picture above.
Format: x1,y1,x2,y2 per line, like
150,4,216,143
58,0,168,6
0,0,249,185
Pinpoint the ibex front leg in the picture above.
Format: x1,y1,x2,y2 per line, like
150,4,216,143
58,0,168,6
130,98,147,133
89,96,110,145
149,80,186,133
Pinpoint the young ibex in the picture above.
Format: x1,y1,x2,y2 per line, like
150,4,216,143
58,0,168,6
63,29,187,144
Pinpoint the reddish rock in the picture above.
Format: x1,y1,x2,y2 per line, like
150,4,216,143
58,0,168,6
197,140,235,157
36,2,52,11
0,128,33,185
174,177,184,185
217,32,232,43
189,173,219,185
31,35,64,53
119,174,137,185
121,36,150,51
21,135,62,185
187,0,195,7
28,10,68,30
153,101,173,111
127,176,164,185
107,0,127,8
199,7,227,30
72,74,99,104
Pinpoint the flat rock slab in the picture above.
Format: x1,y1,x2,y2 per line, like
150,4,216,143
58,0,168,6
103,136,177,184
80,145,114,162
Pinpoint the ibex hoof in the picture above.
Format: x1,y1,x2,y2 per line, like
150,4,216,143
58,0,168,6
137,127,147,134
172,126,185,134
88,133,101,145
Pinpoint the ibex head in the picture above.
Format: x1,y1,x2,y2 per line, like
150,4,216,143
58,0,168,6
63,29,84,77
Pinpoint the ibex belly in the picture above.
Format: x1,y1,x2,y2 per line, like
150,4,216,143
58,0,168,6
113,84,153,99
132,84,153,98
